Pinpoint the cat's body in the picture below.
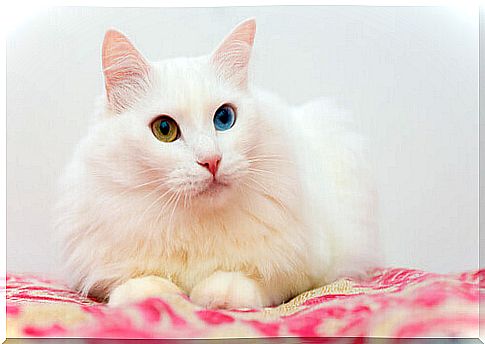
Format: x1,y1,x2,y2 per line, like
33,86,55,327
57,19,380,308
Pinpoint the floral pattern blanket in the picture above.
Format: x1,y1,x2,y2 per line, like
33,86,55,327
5,268,483,339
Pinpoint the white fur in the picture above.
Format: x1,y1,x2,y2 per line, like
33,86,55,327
56,19,380,308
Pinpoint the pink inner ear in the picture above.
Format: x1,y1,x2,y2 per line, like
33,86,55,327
211,19,256,88
213,19,256,56
102,30,151,112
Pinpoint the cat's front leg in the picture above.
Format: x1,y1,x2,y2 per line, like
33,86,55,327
108,275,183,307
190,271,272,309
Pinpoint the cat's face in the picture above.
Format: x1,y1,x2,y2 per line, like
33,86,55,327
87,19,280,213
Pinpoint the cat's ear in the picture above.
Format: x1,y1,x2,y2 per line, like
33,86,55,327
211,18,256,89
102,29,151,113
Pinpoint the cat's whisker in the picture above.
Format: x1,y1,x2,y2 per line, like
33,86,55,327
247,166,280,173
131,167,170,176
244,175,293,210
247,168,288,182
183,187,189,209
153,191,177,242
241,180,292,216
138,186,175,227
247,156,289,162
160,198,175,238
92,178,169,213
159,186,185,226
247,159,288,166
241,141,281,154
125,177,169,192
248,153,285,159
244,176,274,196
161,190,183,242
187,187,194,208
247,157,290,163
131,181,172,212
158,191,178,219
168,191,183,231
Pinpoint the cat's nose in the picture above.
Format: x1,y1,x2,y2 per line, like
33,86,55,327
197,155,221,177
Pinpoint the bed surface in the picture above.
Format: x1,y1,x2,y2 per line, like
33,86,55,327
5,268,483,339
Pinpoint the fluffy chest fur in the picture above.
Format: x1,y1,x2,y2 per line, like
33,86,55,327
59,147,312,301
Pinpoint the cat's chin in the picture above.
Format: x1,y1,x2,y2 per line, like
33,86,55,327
191,180,233,208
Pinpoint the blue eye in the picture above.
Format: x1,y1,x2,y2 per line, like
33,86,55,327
213,104,236,131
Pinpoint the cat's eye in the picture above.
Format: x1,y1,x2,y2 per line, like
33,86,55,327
213,104,236,131
151,116,180,142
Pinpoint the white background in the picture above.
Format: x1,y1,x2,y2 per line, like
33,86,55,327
6,6,478,278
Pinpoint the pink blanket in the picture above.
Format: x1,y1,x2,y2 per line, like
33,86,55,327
5,268,483,339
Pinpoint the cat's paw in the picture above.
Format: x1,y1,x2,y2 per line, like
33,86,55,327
190,271,270,309
108,276,183,307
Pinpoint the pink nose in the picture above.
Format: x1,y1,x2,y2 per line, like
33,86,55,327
197,155,221,176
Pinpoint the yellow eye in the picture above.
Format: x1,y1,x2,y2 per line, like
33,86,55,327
151,116,180,142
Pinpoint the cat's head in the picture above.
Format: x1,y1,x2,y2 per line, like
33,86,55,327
84,19,288,216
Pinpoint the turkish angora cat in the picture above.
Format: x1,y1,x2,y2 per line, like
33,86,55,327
56,18,380,309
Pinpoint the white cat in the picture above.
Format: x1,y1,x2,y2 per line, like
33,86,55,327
56,18,380,309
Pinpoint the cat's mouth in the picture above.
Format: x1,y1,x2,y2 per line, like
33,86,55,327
195,179,230,198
